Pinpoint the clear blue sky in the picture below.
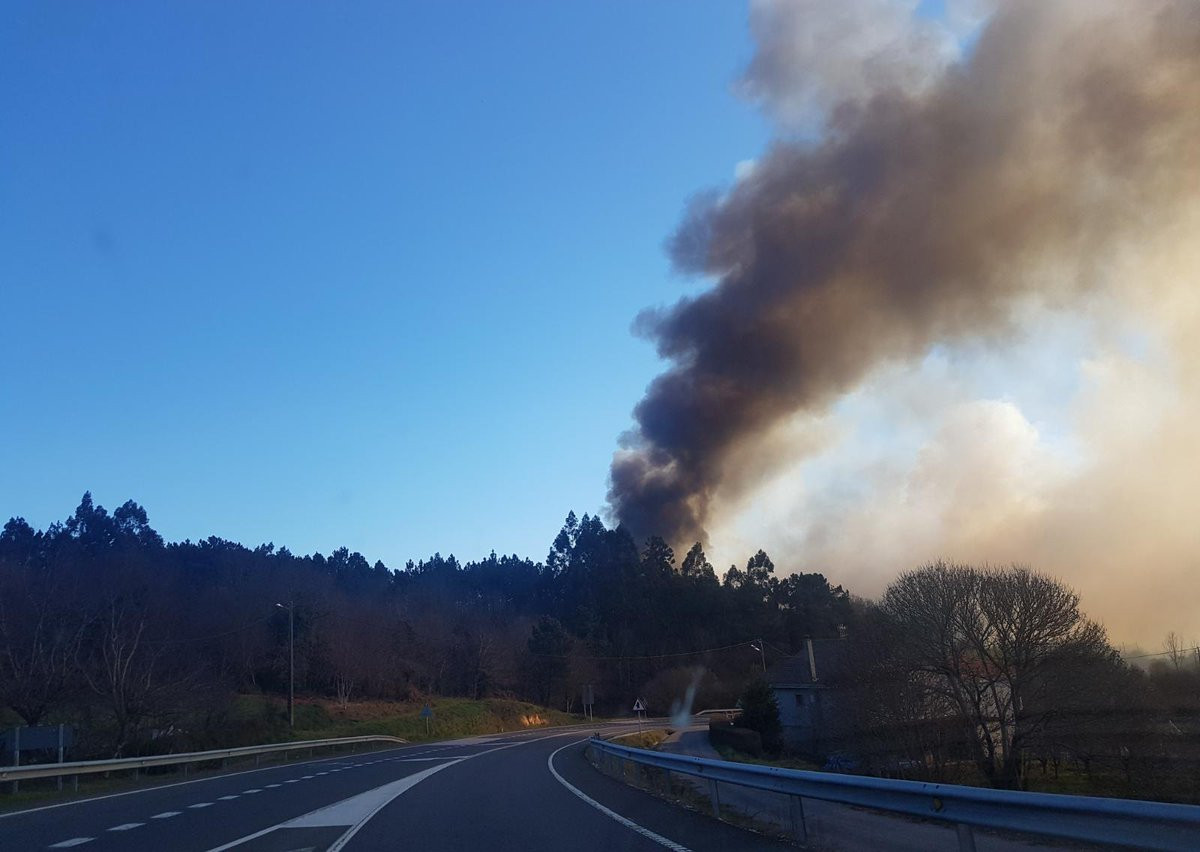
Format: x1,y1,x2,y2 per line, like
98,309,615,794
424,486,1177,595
1,2,768,566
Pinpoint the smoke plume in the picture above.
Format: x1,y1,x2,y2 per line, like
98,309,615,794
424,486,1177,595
609,0,1200,554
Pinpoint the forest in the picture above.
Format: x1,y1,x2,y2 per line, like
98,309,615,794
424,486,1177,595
3,494,1198,802
0,494,850,758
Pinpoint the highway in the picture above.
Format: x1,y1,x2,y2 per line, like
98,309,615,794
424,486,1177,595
0,725,789,851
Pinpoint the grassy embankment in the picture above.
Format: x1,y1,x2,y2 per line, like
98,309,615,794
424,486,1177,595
287,696,580,742
609,729,670,750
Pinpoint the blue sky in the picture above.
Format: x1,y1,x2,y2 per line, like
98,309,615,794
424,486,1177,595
1,1,769,565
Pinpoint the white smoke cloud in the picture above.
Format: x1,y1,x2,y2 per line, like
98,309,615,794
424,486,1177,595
739,0,993,129
710,206,1200,647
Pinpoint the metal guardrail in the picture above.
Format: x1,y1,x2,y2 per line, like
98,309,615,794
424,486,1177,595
588,736,1200,852
0,735,407,786
693,708,741,719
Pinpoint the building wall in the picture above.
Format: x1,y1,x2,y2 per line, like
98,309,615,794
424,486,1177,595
774,685,849,757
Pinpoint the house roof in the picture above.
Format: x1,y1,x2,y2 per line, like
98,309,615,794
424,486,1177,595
766,639,850,687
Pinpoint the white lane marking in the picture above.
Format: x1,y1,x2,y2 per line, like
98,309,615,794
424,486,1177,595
242,788,262,794
293,761,462,829
202,761,462,852
48,839,93,848
218,795,239,801
151,811,181,819
108,823,144,831
0,745,415,821
265,783,281,788
188,802,214,809
547,741,692,852
301,775,314,779
284,779,299,783
202,730,607,852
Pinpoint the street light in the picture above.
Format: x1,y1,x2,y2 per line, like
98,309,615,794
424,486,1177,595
276,602,294,729
750,640,766,674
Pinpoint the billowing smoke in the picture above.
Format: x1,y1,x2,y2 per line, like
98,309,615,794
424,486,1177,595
609,0,1200,551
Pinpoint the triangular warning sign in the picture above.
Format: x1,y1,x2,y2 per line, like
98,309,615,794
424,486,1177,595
633,698,645,712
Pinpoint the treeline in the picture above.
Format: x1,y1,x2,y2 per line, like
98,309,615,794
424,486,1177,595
837,563,1200,800
0,494,851,757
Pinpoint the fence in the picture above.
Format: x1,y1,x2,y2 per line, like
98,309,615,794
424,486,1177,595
0,735,407,794
587,736,1200,851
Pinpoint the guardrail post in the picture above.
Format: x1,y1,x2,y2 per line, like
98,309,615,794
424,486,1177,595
72,775,78,793
57,724,65,792
708,778,721,819
956,823,977,852
789,795,808,845
11,725,19,794
183,763,188,779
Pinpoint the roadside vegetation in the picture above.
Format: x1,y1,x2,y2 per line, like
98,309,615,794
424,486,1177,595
610,729,670,750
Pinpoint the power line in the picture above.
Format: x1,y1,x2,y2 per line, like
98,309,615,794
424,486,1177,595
153,614,274,646
528,639,761,661
1122,645,1200,661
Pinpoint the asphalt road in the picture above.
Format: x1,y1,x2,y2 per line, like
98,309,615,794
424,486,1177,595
0,725,790,852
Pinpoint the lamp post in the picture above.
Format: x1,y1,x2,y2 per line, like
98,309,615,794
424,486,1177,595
276,602,294,729
751,640,766,674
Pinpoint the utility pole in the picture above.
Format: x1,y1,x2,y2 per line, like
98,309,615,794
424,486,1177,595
751,639,766,674
276,602,295,729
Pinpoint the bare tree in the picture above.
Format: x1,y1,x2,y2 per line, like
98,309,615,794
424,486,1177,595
1163,631,1187,670
81,599,198,756
881,562,1115,789
0,564,89,725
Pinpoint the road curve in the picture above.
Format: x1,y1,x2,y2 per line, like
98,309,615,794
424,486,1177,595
0,725,788,851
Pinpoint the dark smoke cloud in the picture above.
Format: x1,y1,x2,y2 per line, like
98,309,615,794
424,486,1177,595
609,0,1200,547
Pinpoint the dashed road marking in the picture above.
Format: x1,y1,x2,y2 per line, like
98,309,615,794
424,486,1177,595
188,802,214,809
108,823,143,831
265,783,281,788
151,811,181,819
48,839,93,848
218,795,239,801
242,788,262,794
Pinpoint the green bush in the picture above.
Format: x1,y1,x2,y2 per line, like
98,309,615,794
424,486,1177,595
737,679,783,754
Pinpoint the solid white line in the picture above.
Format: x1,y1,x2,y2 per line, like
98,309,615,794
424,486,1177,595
204,733,587,852
546,741,692,852
48,839,93,848
107,823,144,831
203,760,463,852
325,761,462,852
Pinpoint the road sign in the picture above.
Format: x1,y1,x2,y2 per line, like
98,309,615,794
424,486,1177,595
419,704,433,719
582,684,595,722
632,698,645,713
